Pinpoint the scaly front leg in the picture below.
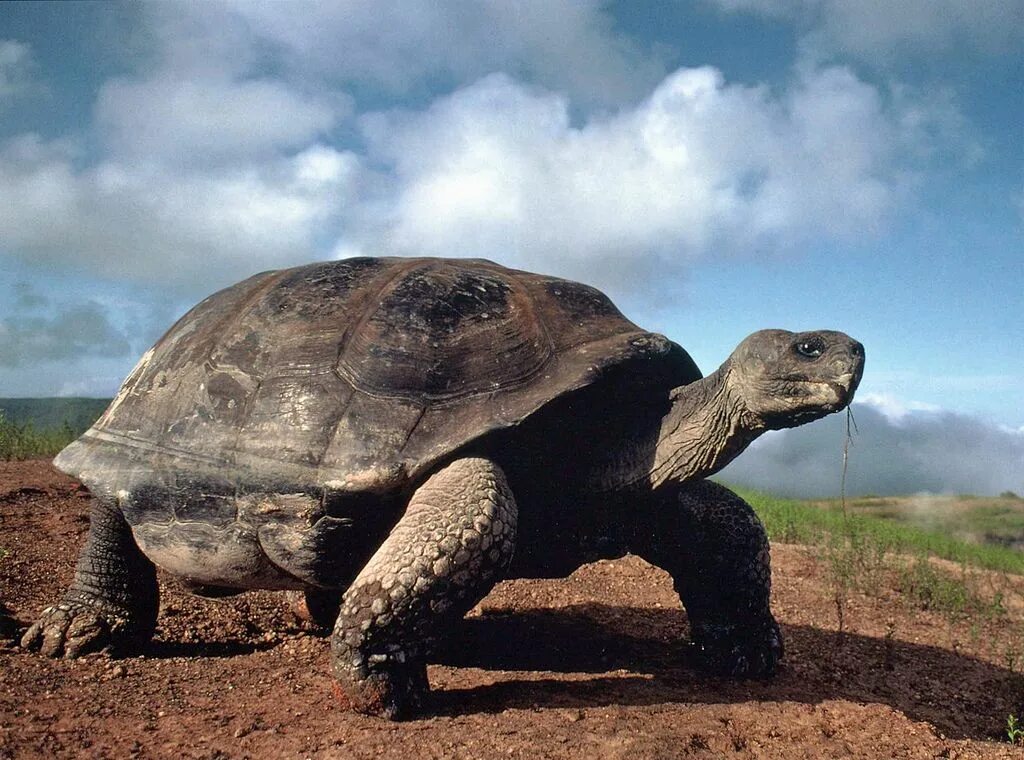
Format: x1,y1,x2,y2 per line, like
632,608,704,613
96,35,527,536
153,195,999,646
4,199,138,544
331,457,517,719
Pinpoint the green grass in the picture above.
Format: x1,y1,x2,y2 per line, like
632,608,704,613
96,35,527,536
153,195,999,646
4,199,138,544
735,487,1023,627
808,494,1024,550
737,487,1024,576
954,503,1024,545
897,553,1005,618
1008,714,1024,746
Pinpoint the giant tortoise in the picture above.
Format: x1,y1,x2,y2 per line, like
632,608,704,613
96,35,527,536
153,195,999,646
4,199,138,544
24,257,864,718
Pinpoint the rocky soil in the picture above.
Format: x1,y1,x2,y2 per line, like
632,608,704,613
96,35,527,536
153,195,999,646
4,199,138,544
2,459,1023,759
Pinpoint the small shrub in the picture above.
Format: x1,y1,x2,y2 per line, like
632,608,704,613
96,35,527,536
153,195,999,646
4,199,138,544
897,555,1002,620
1004,641,1021,673
883,620,896,671
1007,714,1024,745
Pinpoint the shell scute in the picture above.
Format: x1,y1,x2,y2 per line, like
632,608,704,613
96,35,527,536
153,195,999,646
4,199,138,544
337,261,550,400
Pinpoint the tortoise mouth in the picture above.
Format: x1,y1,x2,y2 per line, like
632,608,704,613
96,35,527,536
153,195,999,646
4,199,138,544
804,374,858,410
823,373,859,408
756,375,859,429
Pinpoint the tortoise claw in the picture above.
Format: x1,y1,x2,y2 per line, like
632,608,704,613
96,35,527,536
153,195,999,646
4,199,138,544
333,657,429,720
21,602,124,659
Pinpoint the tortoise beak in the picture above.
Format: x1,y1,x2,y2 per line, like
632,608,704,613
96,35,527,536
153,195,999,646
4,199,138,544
830,339,865,408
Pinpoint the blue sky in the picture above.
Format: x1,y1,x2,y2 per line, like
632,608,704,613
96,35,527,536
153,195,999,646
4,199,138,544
0,1,1021,494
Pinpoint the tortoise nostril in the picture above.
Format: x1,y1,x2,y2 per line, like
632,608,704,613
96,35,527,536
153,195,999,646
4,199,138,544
850,341,865,358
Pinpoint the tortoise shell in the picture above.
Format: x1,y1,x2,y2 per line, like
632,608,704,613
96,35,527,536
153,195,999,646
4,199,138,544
56,257,700,496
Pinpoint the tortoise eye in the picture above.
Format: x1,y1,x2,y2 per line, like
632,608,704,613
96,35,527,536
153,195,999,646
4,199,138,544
795,340,823,358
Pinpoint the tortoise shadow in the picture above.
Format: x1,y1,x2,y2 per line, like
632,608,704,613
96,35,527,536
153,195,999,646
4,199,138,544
430,604,1022,741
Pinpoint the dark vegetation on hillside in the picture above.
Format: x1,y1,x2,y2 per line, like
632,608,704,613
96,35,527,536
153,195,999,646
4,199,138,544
0,398,109,460
0,398,110,432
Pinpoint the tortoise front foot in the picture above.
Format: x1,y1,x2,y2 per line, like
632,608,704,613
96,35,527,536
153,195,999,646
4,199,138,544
691,615,783,679
21,601,133,658
333,648,430,719
331,457,517,719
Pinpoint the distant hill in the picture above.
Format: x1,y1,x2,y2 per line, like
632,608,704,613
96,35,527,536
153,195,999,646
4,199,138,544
0,398,111,435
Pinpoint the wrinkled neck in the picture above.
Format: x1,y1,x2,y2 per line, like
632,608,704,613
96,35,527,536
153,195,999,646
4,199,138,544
647,364,762,488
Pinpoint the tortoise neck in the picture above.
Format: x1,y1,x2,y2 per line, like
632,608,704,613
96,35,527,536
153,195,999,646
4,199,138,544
646,363,762,489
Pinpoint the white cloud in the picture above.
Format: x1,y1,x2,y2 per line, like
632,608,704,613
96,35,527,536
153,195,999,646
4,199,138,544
0,53,962,297
0,5,368,295
720,398,1024,497
348,65,924,290
708,0,1024,60
0,133,361,290
863,370,1024,403
95,72,346,166
856,393,942,423
0,4,977,304
213,0,667,106
0,8,363,293
0,40,41,101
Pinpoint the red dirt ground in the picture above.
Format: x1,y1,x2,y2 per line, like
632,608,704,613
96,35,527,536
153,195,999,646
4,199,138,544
2,459,1023,759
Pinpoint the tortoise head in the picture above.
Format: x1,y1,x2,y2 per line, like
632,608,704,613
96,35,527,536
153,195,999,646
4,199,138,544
728,329,865,430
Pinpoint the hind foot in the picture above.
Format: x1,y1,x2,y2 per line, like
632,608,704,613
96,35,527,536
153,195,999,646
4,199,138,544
21,601,136,658
23,499,158,659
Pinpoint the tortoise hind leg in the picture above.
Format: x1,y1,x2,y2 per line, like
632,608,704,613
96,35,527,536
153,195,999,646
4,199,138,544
289,588,342,631
634,480,782,678
22,498,159,658
332,457,517,719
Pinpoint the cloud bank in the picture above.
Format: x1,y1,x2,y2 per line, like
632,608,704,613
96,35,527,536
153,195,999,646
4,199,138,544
215,0,668,107
720,399,1024,497
0,132,360,290
0,21,961,296
0,298,131,368
350,65,918,289
707,0,1024,60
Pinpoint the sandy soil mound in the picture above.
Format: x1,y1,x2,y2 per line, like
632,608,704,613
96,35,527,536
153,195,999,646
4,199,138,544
2,460,1023,758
